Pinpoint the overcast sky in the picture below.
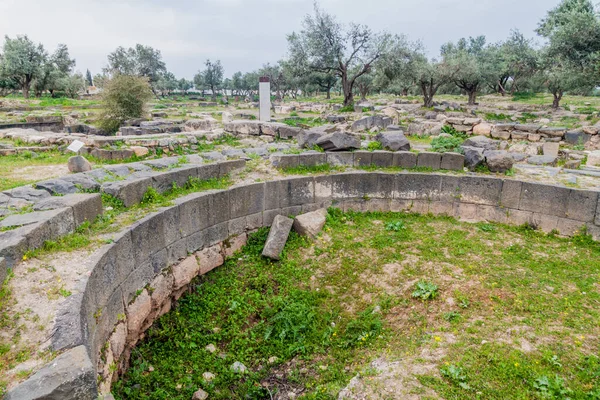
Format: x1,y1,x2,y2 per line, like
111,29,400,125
0,0,560,79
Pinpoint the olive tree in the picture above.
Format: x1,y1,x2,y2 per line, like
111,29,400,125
287,4,389,106
33,43,75,97
194,59,224,100
105,44,166,95
97,75,153,134
0,35,47,98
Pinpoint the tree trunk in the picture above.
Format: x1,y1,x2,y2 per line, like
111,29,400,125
467,90,477,105
326,87,331,99
552,92,563,109
401,88,408,96
341,70,354,106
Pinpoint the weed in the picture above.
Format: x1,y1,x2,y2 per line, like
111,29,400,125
385,221,406,231
412,281,439,301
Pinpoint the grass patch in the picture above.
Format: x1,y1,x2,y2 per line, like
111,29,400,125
282,117,326,128
281,164,343,175
114,210,600,399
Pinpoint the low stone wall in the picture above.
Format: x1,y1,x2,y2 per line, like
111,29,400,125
7,172,600,399
270,151,465,171
0,121,64,133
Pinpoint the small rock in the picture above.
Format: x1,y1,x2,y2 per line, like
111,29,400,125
130,146,149,157
484,150,514,173
374,131,410,151
202,372,215,382
205,344,217,353
542,142,560,157
68,155,92,173
231,361,247,374
564,160,581,169
268,356,278,364
192,388,209,400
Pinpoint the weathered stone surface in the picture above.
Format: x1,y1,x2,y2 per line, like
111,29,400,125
472,123,492,136
197,245,224,275
262,215,293,260
109,322,127,361
35,179,77,195
440,152,464,171
298,152,327,166
351,116,392,132
224,120,261,135
172,254,200,289
527,155,558,166
564,160,581,169
416,152,441,169
130,146,150,157
462,146,485,170
185,117,217,132
462,136,499,151
33,193,102,226
565,131,589,146
353,151,373,167
278,125,302,139
5,346,97,400
293,208,327,238
484,150,514,173
539,127,566,137
316,132,360,151
270,153,298,169
126,289,152,340
587,151,600,167
393,151,417,169
543,142,560,157
101,177,152,208
297,130,323,149
326,152,354,167
68,156,92,173
375,131,410,151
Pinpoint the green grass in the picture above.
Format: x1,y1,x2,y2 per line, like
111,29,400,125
113,210,600,399
0,151,71,191
281,164,343,175
282,117,326,128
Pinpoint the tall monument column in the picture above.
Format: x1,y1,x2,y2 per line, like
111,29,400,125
259,76,271,122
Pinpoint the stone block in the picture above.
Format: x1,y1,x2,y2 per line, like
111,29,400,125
531,213,559,233
567,189,598,222
0,231,27,268
197,244,224,275
175,192,211,237
195,163,220,181
5,346,97,400
204,223,229,246
353,151,373,167
130,212,167,265
557,218,584,236
428,201,455,216
172,255,200,290
34,193,103,227
208,190,230,226
219,159,246,176
126,289,152,340
393,151,417,169
459,176,503,206
326,151,354,167
293,209,327,238
454,203,478,221
441,152,464,171
476,205,508,224
224,233,247,257
151,166,197,193
417,152,441,169
500,180,522,209
542,142,560,157
229,183,264,219
274,177,315,208
298,152,327,167
314,175,333,205
395,173,442,201
270,154,299,169
371,151,393,167
101,177,153,208
35,179,77,195
262,215,294,260
519,182,569,218
507,209,534,227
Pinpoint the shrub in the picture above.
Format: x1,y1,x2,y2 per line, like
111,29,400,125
97,75,154,135
431,136,464,153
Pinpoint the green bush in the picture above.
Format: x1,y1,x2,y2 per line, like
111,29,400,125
431,136,464,153
97,75,154,135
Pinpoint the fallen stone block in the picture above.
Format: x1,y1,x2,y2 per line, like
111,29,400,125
484,150,514,173
293,208,327,239
375,131,410,151
262,215,294,260
527,155,558,167
33,193,103,227
316,132,360,151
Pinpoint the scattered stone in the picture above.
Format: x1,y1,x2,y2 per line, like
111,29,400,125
202,372,215,382
205,344,217,353
262,215,294,260
462,136,499,151
293,209,327,238
527,155,558,167
316,132,360,151
484,150,514,173
130,146,149,157
586,150,600,167
374,131,410,151
472,123,492,136
461,146,485,170
222,112,234,124
564,160,581,169
35,179,77,195
192,388,209,400
297,130,323,149
68,156,92,173
542,142,560,157
231,361,248,374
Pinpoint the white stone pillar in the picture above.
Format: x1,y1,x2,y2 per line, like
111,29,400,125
259,76,271,122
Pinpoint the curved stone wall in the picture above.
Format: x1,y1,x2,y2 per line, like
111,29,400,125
7,172,600,399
